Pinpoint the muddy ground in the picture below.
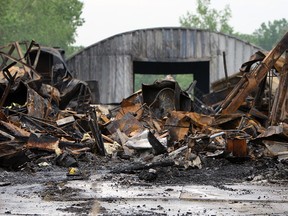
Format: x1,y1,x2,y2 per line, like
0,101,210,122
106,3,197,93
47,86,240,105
1,152,288,186
1,151,288,215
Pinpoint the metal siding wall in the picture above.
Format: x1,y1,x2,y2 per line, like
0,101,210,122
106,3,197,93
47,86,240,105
123,33,132,53
67,28,262,103
243,45,252,63
202,31,210,58
155,29,163,58
109,56,117,102
234,40,244,73
140,30,147,60
162,29,171,59
217,34,227,80
180,29,187,58
123,55,133,98
226,37,236,77
146,30,155,59
195,30,202,58
94,56,105,102
209,32,220,83
187,30,196,58
173,29,180,59
101,56,110,102
132,31,141,58
110,37,117,54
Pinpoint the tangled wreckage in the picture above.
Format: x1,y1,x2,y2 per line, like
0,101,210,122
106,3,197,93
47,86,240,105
1,32,288,180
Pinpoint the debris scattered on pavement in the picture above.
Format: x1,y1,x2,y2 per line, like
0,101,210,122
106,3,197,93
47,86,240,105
0,32,288,185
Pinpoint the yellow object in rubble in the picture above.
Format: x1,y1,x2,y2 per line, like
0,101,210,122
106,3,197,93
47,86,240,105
68,167,79,175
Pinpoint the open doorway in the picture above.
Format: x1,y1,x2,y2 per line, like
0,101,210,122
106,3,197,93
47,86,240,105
133,61,210,94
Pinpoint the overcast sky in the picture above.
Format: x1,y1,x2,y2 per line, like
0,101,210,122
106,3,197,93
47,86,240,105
75,0,288,47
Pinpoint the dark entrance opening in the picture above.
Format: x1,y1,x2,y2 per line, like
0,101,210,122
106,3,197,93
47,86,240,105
133,61,210,94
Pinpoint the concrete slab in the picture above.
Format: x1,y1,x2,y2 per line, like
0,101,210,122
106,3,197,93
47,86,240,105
1,173,288,215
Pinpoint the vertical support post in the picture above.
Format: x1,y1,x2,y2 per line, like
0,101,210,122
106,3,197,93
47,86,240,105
88,107,106,156
222,51,229,87
0,62,17,108
270,50,288,125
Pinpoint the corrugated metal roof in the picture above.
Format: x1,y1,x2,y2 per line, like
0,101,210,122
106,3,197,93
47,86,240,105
67,28,263,103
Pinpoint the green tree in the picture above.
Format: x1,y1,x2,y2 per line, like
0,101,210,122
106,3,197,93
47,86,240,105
233,32,257,45
252,19,288,50
0,0,84,56
134,74,194,92
234,19,288,50
179,0,233,34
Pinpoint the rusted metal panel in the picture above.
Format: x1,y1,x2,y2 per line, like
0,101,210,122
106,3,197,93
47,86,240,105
27,87,52,119
25,133,60,153
226,138,247,157
165,111,190,143
0,120,30,138
107,112,144,136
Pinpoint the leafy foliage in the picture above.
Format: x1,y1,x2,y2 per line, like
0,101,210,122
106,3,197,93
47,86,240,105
235,19,288,50
179,0,233,34
179,0,287,50
134,74,193,92
0,0,84,56
252,19,288,50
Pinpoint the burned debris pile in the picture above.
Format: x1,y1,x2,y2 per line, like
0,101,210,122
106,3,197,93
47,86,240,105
0,41,96,169
1,33,288,181
106,32,288,176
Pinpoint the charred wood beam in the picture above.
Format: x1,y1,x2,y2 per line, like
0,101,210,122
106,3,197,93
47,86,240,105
147,130,167,155
270,50,288,125
14,42,25,63
88,108,105,156
184,80,197,94
0,129,15,140
75,84,84,111
20,114,69,136
0,140,27,158
23,41,41,68
218,31,288,114
20,115,48,132
0,149,32,170
59,141,89,149
253,74,267,109
0,62,17,108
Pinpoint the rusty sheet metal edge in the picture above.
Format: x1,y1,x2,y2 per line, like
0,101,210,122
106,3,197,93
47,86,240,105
218,31,288,114
270,50,288,125
25,133,61,153
0,120,30,137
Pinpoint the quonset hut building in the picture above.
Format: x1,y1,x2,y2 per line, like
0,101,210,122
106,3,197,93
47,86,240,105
66,27,262,104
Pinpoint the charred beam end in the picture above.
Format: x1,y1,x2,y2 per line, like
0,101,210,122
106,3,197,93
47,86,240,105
88,108,105,156
147,130,167,155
